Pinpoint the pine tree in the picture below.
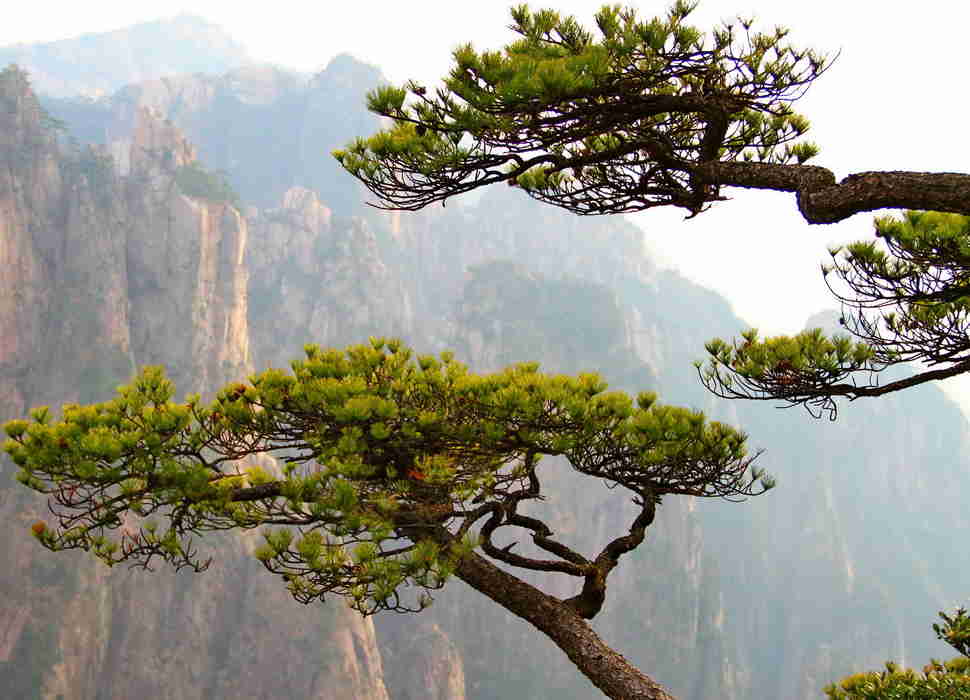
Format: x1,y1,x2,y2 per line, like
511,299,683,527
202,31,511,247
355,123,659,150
699,211,970,418
333,3,970,695
333,2,970,418
4,339,772,700
333,3,970,223
823,609,970,699
11,3,970,698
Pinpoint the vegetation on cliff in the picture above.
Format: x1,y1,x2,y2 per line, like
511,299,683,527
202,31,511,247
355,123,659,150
4,337,773,699
332,2,970,696
174,161,242,208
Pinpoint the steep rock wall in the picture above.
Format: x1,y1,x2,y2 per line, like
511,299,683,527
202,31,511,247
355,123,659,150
43,56,381,212
0,70,389,700
247,186,412,366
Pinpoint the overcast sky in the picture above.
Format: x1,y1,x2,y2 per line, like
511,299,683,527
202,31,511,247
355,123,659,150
4,0,970,412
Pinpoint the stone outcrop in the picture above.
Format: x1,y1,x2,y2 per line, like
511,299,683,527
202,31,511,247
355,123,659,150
0,69,389,700
125,105,250,395
42,55,381,212
247,186,411,368
378,620,465,700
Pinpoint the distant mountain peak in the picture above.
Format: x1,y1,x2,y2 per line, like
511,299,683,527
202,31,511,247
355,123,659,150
0,14,251,98
311,52,386,91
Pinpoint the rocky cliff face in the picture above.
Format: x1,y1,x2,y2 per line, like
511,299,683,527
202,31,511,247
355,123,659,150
0,67,390,700
246,186,411,367
43,55,382,213
124,106,250,394
0,64,131,425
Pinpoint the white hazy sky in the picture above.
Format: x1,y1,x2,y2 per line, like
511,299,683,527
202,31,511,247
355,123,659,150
5,0,970,412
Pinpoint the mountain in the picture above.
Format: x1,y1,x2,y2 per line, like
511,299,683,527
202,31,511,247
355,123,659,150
0,65,387,700
40,54,382,215
0,14,251,98
1,37,969,700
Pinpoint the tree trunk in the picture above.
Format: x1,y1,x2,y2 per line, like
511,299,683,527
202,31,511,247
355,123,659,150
696,161,970,224
452,548,677,700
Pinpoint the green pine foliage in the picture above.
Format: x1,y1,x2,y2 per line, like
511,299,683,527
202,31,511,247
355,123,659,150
937,609,970,659
3,339,771,617
333,2,828,214
174,160,242,209
699,211,970,417
824,609,970,698
697,328,876,419
824,658,970,700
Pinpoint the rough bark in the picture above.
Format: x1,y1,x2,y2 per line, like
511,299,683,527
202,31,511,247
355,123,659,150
449,543,676,700
564,498,656,620
696,161,970,224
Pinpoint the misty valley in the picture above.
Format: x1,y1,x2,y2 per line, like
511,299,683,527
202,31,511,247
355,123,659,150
1,11,968,700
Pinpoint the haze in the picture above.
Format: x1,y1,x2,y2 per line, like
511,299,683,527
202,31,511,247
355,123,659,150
5,0,970,412
2,3,970,697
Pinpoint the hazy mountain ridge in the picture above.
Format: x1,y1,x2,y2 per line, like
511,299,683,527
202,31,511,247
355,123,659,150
0,21,968,700
41,54,381,214
0,14,251,98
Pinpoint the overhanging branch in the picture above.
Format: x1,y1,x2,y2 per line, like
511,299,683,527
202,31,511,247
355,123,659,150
695,162,970,223
564,495,657,619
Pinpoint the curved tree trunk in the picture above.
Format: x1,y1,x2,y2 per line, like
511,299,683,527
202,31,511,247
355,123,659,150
696,161,970,224
452,548,677,700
